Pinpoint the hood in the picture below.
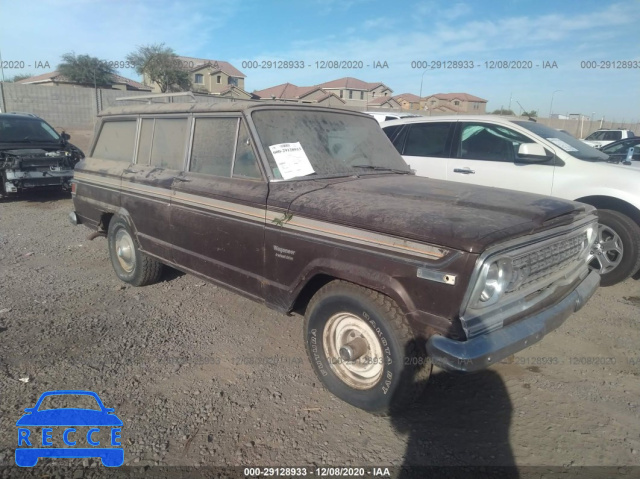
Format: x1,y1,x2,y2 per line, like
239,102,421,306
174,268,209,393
285,175,587,253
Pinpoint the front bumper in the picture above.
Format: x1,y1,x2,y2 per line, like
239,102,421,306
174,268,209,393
426,270,600,372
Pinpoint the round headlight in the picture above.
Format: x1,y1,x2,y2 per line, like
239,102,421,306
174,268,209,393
479,258,513,306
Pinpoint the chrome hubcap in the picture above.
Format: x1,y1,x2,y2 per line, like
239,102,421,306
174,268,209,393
114,229,135,273
323,313,384,390
589,224,623,274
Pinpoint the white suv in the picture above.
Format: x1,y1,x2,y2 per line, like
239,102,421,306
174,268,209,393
582,129,635,149
382,116,640,286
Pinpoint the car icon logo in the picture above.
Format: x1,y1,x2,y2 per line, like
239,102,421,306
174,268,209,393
15,390,123,467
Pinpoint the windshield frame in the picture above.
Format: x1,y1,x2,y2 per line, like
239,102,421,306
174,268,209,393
512,120,610,162
249,107,412,182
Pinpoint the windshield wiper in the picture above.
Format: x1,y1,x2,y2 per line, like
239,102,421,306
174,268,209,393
351,164,411,174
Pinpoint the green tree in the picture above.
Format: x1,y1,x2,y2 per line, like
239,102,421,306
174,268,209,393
57,53,115,87
126,43,191,93
491,108,515,115
9,73,34,82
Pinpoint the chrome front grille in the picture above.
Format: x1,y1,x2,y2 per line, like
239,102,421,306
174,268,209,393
508,232,588,294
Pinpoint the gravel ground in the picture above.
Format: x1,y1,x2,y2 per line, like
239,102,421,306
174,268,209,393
1,191,639,478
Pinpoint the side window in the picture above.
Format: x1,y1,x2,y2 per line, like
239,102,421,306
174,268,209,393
390,125,409,153
404,123,452,157
136,118,153,165
190,117,238,177
92,120,136,162
149,118,188,170
605,131,622,141
457,123,531,162
233,122,262,179
383,125,402,142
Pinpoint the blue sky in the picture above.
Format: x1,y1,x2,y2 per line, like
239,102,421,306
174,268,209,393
1,0,638,121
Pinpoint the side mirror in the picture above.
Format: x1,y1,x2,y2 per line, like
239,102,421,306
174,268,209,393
517,143,551,160
623,147,635,165
61,132,71,141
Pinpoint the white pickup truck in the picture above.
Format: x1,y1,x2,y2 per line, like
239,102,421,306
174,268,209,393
382,115,640,286
582,129,635,149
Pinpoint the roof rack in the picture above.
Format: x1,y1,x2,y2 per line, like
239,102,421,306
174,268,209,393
115,91,197,103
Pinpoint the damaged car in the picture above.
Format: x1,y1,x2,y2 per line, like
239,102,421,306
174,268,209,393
71,102,600,414
0,113,84,197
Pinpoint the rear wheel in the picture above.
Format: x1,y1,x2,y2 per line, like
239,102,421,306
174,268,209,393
304,281,430,415
107,216,163,286
589,209,640,286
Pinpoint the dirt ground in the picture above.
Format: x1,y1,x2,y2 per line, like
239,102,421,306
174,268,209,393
1,192,639,477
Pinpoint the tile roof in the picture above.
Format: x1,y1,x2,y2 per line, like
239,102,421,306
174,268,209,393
368,96,400,106
425,92,487,102
393,93,421,103
177,55,245,78
16,71,151,90
252,83,321,99
316,77,387,91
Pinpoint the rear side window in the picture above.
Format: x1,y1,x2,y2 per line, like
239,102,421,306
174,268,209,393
604,131,622,141
92,120,136,162
190,118,238,176
404,123,452,157
149,118,188,170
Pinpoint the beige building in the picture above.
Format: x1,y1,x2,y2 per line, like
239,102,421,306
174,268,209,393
315,77,393,106
420,93,488,114
144,55,246,94
252,82,345,106
17,71,151,91
253,77,399,108
392,93,422,110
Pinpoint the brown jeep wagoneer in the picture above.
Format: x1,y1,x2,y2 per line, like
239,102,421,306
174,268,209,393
70,101,600,413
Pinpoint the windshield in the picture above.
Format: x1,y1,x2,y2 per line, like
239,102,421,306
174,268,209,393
601,139,640,154
0,117,61,143
37,394,101,411
513,121,609,161
251,109,411,180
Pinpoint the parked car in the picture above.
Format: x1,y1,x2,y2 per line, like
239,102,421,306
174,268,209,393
382,115,640,286
0,112,84,197
364,111,421,124
71,102,599,413
581,129,635,149
601,137,640,164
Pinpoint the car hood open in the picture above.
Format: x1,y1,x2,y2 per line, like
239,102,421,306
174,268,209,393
285,175,587,253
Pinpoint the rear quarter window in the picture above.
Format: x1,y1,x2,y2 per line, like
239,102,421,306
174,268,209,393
149,118,189,170
92,120,137,162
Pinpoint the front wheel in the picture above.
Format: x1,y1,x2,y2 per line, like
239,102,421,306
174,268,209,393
589,209,640,286
304,281,430,415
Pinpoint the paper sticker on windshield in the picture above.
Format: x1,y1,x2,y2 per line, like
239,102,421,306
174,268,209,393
547,138,579,152
269,142,315,180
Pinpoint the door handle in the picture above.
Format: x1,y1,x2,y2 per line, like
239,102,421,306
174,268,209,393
453,167,475,174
